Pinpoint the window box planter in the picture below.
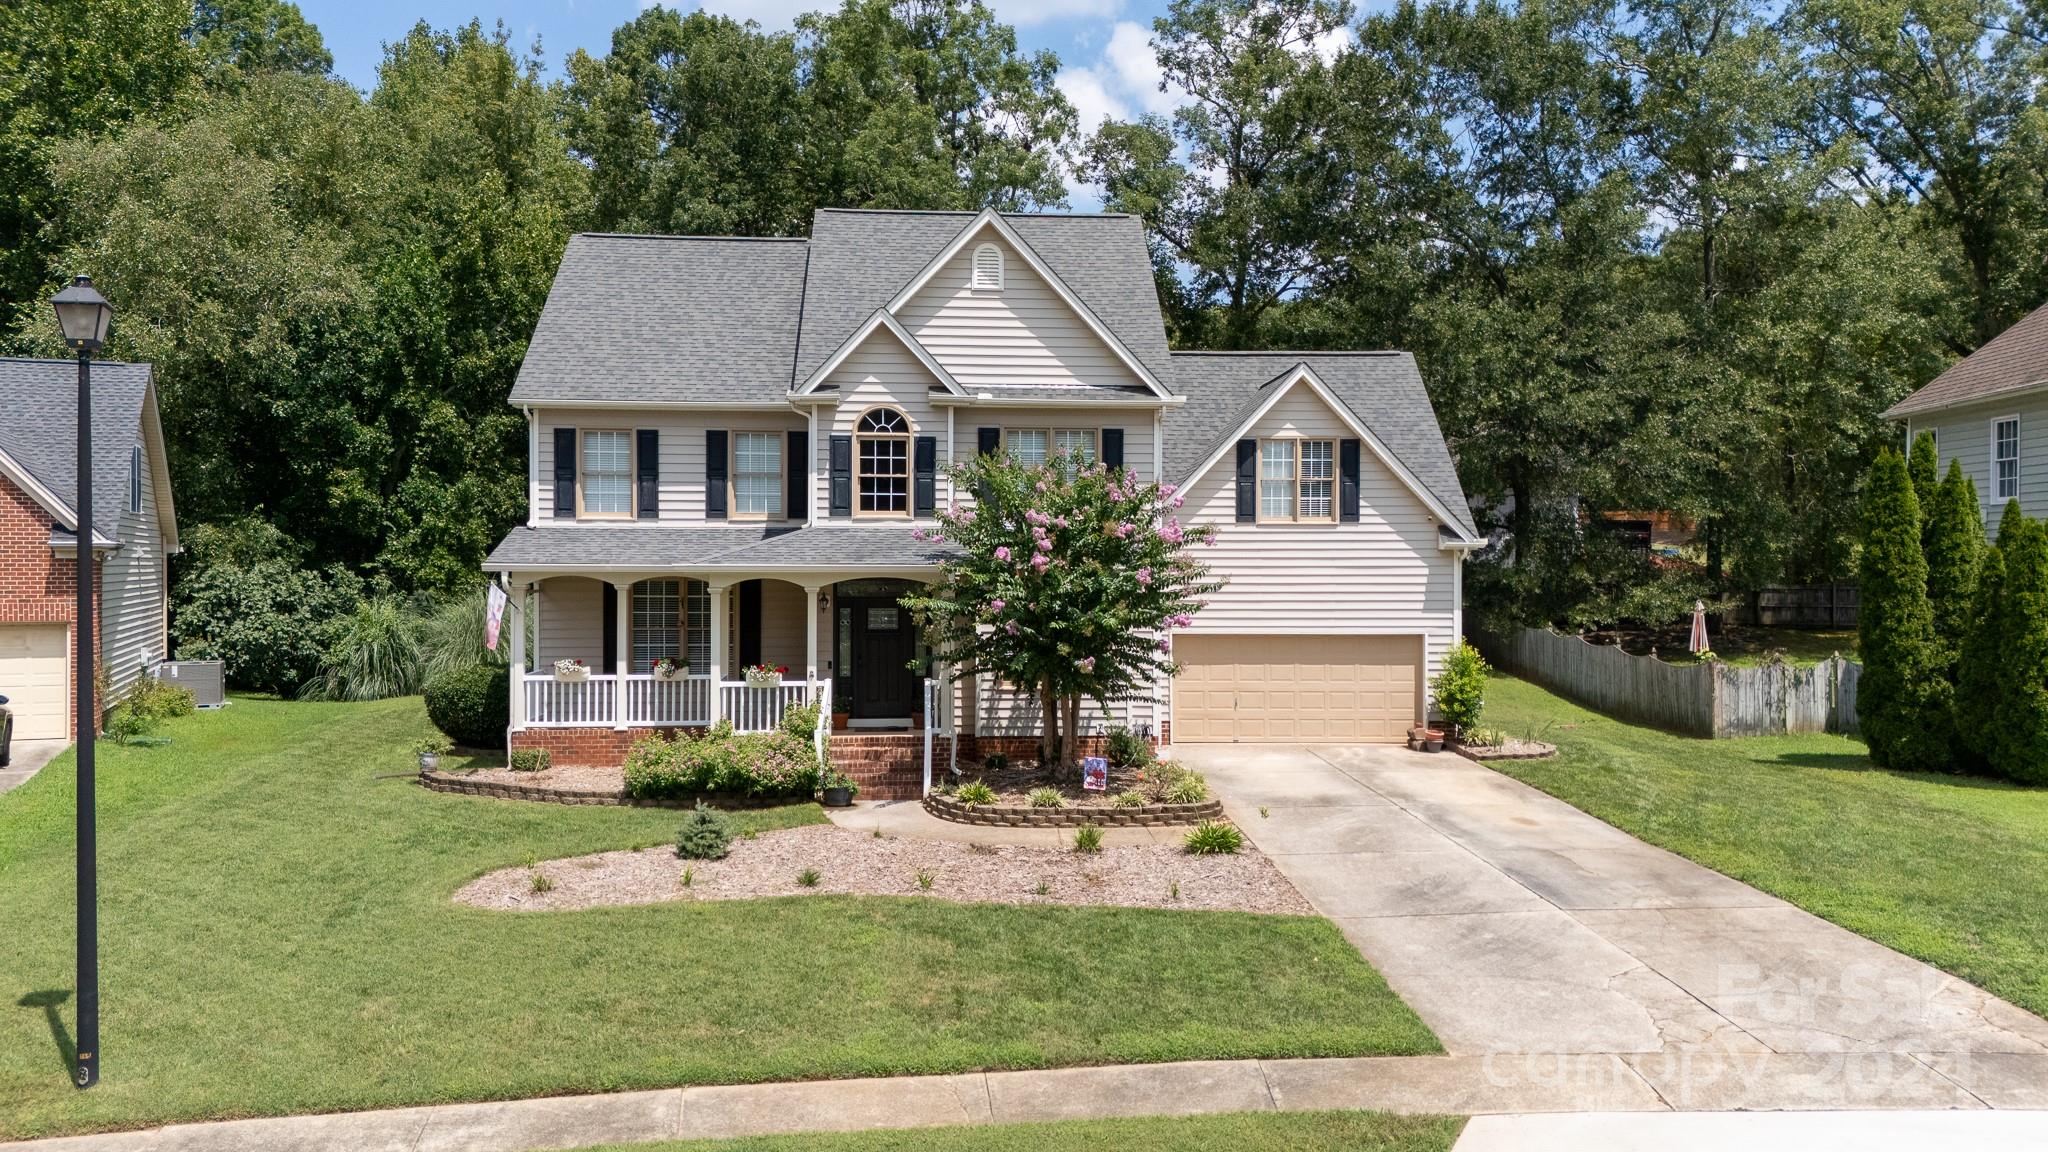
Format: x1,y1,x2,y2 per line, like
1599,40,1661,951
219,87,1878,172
652,661,688,682
554,660,590,683
742,664,787,688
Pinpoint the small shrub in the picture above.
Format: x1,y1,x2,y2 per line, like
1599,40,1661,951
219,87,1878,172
410,734,452,761
1112,789,1146,808
1104,726,1152,769
680,866,694,887
675,803,738,860
127,671,195,721
915,868,937,891
301,597,425,701
955,779,998,805
509,748,551,773
1163,773,1209,804
1033,879,1050,896
983,752,1009,772
423,663,510,749
780,700,821,739
1169,880,1180,900
623,726,821,800
1183,821,1243,855
102,706,154,746
1429,640,1489,736
1028,786,1064,808
1073,824,1103,853
1463,726,1508,749
529,870,554,894
797,868,821,887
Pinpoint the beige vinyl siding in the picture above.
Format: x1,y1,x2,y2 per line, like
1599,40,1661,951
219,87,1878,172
1181,382,1459,693
971,679,1148,738
948,408,1158,513
758,579,808,672
1906,394,2048,532
897,231,1149,394
537,576,605,667
101,440,168,696
817,331,950,519
535,408,805,525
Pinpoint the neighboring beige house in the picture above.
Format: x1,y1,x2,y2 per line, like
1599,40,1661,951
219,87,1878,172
0,358,179,744
485,209,1478,796
1887,301,2048,529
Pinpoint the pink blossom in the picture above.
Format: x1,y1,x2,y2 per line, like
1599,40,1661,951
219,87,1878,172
1136,567,1152,586
994,546,1011,561
1005,621,1019,635
1077,656,1096,672
911,528,927,541
1169,612,1194,629
1160,483,1177,497
1031,554,1051,571
989,598,1005,612
1053,516,1068,529
1157,638,1171,652
1171,494,1184,509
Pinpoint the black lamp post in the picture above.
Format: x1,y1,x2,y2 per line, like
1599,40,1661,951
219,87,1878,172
52,274,111,1090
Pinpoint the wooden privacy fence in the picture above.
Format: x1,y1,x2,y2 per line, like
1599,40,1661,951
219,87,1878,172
1740,582,1860,629
1479,627,1860,739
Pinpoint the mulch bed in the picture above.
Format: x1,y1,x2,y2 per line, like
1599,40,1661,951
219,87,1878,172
957,760,1206,811
1450,738,1558,762
454,764,626,792
454,824,1311,916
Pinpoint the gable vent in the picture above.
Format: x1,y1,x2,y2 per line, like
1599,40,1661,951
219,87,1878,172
971,242,1003,292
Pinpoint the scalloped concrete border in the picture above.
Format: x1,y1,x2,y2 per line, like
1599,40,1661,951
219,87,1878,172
417,770,795,809
922,791,1222,827
1449,741,1558,763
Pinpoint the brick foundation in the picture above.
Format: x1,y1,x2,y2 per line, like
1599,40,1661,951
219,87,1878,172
509,725,697,767
0,472,101,733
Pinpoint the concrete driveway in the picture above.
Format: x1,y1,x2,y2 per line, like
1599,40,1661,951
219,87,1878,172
1174,743,2048,1111
0,738,66,795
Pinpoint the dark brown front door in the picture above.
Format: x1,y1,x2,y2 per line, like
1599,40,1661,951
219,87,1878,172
847,599,918,718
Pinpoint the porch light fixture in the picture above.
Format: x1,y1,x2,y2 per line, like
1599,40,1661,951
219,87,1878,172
52,273,110,1090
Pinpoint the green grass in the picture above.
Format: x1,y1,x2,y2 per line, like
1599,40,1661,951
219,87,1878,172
572,1111,1464,1152
0,698,1435,1139
1484,673,2048,1017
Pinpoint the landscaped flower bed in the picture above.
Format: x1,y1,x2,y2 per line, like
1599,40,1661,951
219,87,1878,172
418,765,797,809
923,758,1222,826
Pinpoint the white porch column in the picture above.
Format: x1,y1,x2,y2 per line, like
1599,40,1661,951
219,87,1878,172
801,584,822,688
611,579,634,729
707,580,731,722
507,579,527,731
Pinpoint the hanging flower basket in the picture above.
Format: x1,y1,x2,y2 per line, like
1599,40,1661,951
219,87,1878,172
652,658,688,682
553,658,589,682
743,663,789,688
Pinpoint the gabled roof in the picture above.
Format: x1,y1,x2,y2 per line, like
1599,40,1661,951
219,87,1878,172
794,308,965,396
1164,352,1478,540
1885,301,2048,419
0,357,173,546
511,234,811,406
483,524,956,571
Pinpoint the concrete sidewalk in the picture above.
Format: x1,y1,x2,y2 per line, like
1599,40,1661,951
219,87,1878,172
1454,1109,2048,1151
1175,743,2048,1111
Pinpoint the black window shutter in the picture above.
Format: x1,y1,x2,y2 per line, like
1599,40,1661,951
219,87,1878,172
977,426,1001,456
1235,439,1257,523
552,428,576,517
1339,439,1362,522
705,429,728,520
739,580,762,668
913,435,937,517
786,430,807,520
637,429,659,519
829,434,853,517
1100,427,1124,472
602,583,620,673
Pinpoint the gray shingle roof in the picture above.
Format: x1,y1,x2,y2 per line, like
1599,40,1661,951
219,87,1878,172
1162,352,1478,540
484,524,953,570
510,235,810,404
1884,301,2048,418
0,357,152,541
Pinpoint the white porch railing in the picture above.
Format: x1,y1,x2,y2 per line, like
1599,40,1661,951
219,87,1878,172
813,680,832,768
921,674,956,797
523,673,823,733
721,680,812,732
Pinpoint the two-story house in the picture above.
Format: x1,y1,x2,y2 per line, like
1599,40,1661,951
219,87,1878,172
484,208,1478,795
1886,300,2048,530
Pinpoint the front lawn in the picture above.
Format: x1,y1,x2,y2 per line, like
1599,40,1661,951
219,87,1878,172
1484,673,2048,1017
0,698,1435,1140
574,1110,1465,1152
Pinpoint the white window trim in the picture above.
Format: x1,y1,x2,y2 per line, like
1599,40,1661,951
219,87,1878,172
577,429,635,520
729,430,787,521
1993,415,2021,502
1003,427,1098,466
1255,437,1338,524
855,406,913,519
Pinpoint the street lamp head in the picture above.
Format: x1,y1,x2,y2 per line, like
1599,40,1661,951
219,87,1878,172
52,274,112,351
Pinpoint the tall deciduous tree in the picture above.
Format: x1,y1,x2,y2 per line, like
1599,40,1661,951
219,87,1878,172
1857,448,1952,769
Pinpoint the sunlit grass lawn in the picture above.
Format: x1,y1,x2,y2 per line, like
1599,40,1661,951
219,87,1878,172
0,697,1435,1139
1485,673,2048,1017
573,1111,1466,1152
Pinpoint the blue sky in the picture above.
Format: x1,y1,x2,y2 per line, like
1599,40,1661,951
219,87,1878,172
298,1,1185,134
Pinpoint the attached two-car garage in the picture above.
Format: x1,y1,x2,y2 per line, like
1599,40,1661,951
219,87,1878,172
1171,633,1423,744
0,624,68,741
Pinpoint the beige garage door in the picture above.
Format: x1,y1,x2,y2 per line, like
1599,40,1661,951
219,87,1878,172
0,624,69,741
1174,634,1422,743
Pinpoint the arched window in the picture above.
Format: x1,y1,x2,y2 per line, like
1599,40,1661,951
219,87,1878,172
856,407,911,516
971,242,1003,292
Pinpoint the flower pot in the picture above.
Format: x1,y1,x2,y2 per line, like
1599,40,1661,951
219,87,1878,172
1422,738,1443,753
832,712,851,731
418,753,440,772
555,666,589,683
821,786,854,808
911,711,926,731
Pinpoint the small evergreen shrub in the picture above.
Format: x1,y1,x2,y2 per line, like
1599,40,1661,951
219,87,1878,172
1908,429,1939,533
1028,786,1064,808
1183,821,1243,855
423,663,510,749
675,803,738,860
954,779,998,805
1957,542,2007,770
509,748,551,773
982,752,1010,772
1104,726,1152,769
1074,824,1103,853
1430,640,1489,735
1991,516,2048,784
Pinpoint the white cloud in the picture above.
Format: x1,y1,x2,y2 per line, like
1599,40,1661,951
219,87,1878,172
1056,68,1128,136
1311,23,1352,65
1061,20,1181,136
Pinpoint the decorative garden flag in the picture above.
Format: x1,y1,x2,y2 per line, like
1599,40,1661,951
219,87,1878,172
485,583,508,651
1082,757,1108,791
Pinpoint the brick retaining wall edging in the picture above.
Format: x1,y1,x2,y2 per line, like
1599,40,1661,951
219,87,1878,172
416,771,794,809
921,792,1223,828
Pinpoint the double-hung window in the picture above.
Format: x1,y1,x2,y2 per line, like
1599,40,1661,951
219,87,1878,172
581,430,632,517
732,432,783,519
629,579,711,673
1005,428,1096,466
1995,417,2020,501
856,408,910,516
1258,438,1336,522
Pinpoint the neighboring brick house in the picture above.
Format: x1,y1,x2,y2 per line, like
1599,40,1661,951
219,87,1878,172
486,210,1477,796
0,359,179,740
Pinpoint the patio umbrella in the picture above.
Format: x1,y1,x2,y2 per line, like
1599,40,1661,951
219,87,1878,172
1688,599,1710,655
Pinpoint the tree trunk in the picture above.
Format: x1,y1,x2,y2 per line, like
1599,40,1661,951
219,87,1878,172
1062,696,1082,767
1039,680,1060,768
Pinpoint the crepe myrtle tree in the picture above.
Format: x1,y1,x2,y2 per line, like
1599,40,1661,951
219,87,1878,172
903,450,1222,772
